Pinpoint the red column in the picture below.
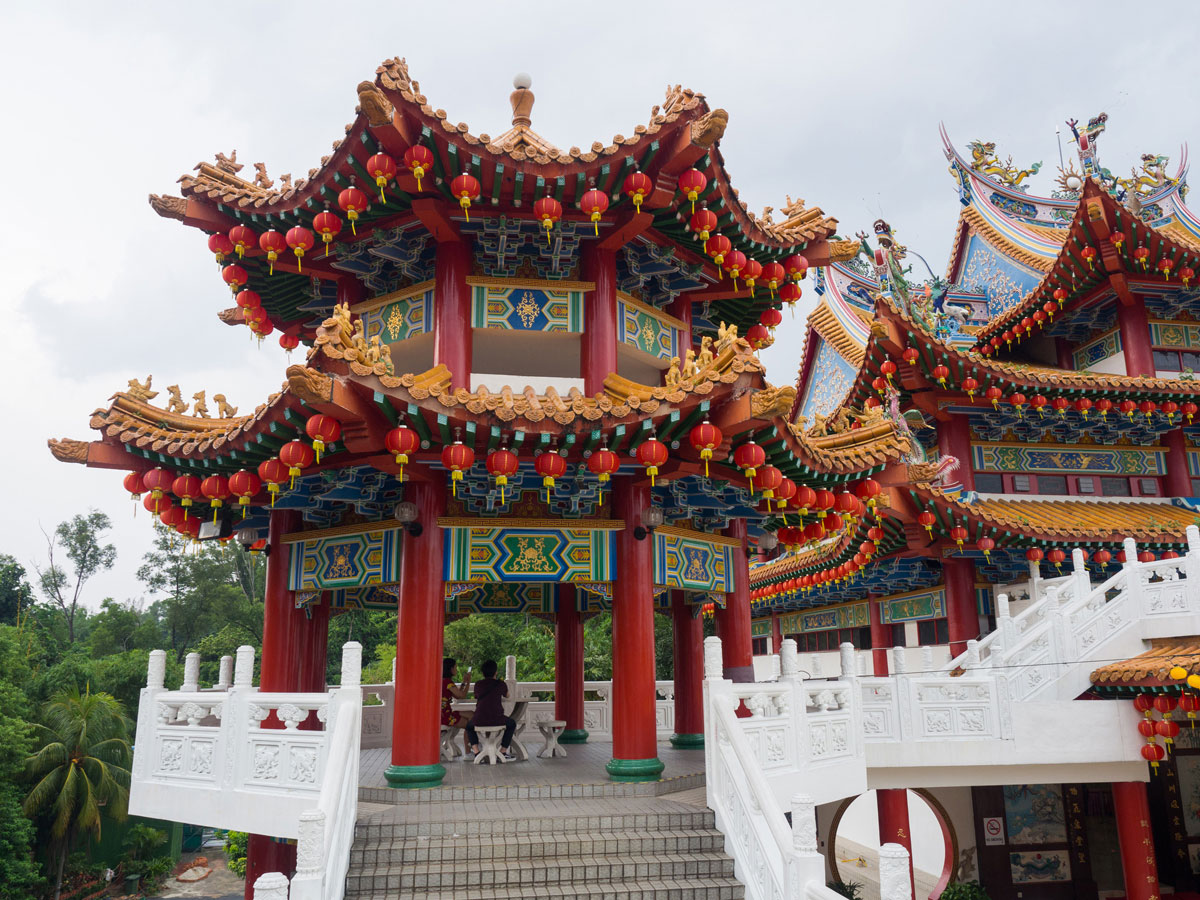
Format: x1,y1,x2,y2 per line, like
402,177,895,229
1164,427,1193,498
555,584,587,743
937,413,974,492
869,595,890,676
607,476,664,781
1055,337,1075,370
1113,781,1160,900
434,239,472,392
715,518,754,682
770,612,782,654
386,479,447,788
877,789,915,900
944,556,978,657
670,590,704,748
297,594,331,730
246,508,302,897
1118,295,1155,377
666,295,694,360
582,243,618,395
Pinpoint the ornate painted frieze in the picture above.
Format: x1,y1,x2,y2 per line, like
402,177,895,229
470,280,584,332
778,602,868,635
798,337,856,424
1149,319,1200,349
444,582,554,615
442,523,617,582
1072,328,1122,369
286,526,402,591
751,619,771,638
651,527,738,593
960,234,1042,318
358,285,434,344
971,442,1166,476
878,587,947,625
617,293,684,361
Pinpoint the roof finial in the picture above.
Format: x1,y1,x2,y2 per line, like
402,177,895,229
511,73,534,128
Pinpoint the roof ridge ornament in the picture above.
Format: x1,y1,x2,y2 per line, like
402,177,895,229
510,73,534,127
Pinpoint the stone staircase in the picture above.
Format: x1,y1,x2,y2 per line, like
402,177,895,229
346,786,744,899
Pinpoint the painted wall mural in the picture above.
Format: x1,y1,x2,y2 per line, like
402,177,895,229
878,588,947,625
445,582,555,615
972,443,1166,476
799,337,856,424
1073,329,1122,369
1008,850,1071,884
471,282,584,332
652,528,737,593
960,234,1043,318
617,295,682,362
360,287,434,344
1150,320,1200,349
1004,784,1068,844
442,524,617,583
778,602,869,635
287,527,402,591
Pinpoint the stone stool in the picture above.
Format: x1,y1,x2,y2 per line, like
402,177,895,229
536,719,567,758
473,725,508,765
439,724,463,761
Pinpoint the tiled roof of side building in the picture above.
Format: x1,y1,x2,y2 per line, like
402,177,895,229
1090,640,1200,685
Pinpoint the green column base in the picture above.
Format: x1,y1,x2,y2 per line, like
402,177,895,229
384,763,446,789
606,756,665,782
669,732,705,749
558,728,589,744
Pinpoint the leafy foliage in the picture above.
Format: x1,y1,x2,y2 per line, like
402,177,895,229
940,882,991,900
224,831,248,878
0,554,34,626
35,511,117,644
826,881,863,899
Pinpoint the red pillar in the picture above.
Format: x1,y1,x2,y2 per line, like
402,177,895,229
877,789,916,900
555,584,587,743
670,590,704,748
581,243,618,395
715,518,754,682
386,479,447,787
869,594,890,676
666,295,694,359
944,556,978,657
1055,336,1075,370
246,509,302,896
770,612,782,655
1164,427,1193,498
1113,781,1160,900
297,594,331,730
434,239,472,392
1118,295,1155,377
937,413,974,492
607,476,664,781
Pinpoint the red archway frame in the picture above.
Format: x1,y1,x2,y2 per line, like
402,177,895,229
826,788,959,900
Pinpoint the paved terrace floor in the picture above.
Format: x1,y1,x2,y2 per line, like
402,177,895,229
359,740,707,804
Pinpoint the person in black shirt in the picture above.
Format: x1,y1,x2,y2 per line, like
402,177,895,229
464,659,517,760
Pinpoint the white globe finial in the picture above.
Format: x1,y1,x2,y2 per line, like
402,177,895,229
513,72,532,90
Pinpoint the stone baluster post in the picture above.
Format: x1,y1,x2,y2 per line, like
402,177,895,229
1186,525,1200,592
1122,536,1142,610
182,652,200,693
791,792,825,886
964,640,980,669
234,646,256,688
810,654,822,678
147,650,166,690
891,646,907,675
839,642,857,680
780,638,800,681
920,646,934,673
252,872,290,900
878,843,914,900
1071,547,1091,603
704,636,725,680
294,809,325,881
340,641,363,688
215,655,234,690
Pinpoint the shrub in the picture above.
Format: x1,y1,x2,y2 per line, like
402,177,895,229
941,882,991,900
225,831,248,878
826,881,863,899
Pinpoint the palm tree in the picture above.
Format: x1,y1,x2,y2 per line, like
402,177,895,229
24,687,132,900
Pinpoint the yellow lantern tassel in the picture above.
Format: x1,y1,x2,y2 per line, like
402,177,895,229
349,213,357,236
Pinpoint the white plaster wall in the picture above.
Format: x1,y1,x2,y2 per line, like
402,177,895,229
833,790,945,878
1085,350,1127,375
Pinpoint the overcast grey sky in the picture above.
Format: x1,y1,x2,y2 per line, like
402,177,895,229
4,1,1198,608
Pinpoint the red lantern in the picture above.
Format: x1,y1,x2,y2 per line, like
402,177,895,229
450,172,481,221
228,225,256,259
1096,397,1113,419
1141,743,1166,770
1009,392,1027,416
985,386,1003,409
762,261,786,297
1002,329,1015,349
1093,548,1112,570
932,364,950,387
236,290,262,316
1182,266,1196,288
815,489,835,519
208,233,235,262
581,183,610,236
1110,230,1126,252
733,441,767,491
535,450,567,502
403,145,435,192
285,226,314,273
280,440,314,488
1134,695,1155,716
855,478,882,509
441,439,476,497
1155,696,1179,716
222,264,249,292
918,511,936,535
1075,397,1093,418
623,171,653,213
366,152,398,203
705,234,732,274
1052,397,1070,418
757,466,784,501
228,470,261,517
804,523,826,544
1159,257,1174,279
1053,287,1067,307
745,324,770,349
977,536,995,562
143,493,169,518
1026,547,1044,564
1029,394,1047,417
760,307,783,334
1163,400,1179,423
305,415,341,463
779,283,802,312
312,208,342,257
173,474,202,519
962,377,979,400
279,333,300,353
1139,550,1157,563
1184,401,1198,424
257,458,289,505
587,444,620,486
201,475,230,523
258,230,287,275
689,204,718,242
159,505,185,531
784,254,809,282
1158,718,1182,747
636,437,669,487
1163,550,1181,560
385,426,420,482
1139,400,1157,421
1033,309,1047,326
775,477,797,511
742,259,764,292
1180,694,1200,726
486,448,520,503
677,168,708,213
688,418,724,477
533,194,563,246
1134,246,1150,269
1047,548,1066,571
795,485,817,515
1081,245,1097,268
902,347,919,365
723,250,748,287
337,184,370,235
861,540,877,557
880,360,898,383
123,471,145,501
872,377,888,395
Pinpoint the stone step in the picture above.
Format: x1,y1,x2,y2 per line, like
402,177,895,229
358,771,705,804
349,828,726,865
344,851,735,893
343,876,746,899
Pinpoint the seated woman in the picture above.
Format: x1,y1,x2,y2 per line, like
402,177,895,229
441,658,471,755
464,659,517,761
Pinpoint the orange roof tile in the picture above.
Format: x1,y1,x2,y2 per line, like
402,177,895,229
1090,640,1200,684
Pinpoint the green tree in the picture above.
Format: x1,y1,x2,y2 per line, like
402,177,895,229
35,511,117,644
24,687,132,900
0,626,43,899
85,598,162,658
0,555,34,627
